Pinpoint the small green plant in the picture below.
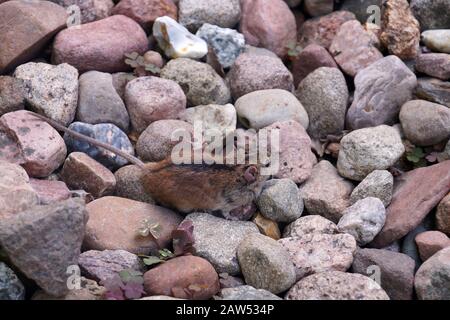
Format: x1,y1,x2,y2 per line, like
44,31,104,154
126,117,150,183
406,146,426,166
124,52,161,76
286,42,302,59
140,248,175,267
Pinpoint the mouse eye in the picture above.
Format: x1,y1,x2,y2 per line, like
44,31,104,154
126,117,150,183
244,165,258,184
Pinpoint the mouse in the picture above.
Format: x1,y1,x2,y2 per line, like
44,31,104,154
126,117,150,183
31,112,268,220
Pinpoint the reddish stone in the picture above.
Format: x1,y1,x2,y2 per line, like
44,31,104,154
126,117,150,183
437,193,450,235
415,231,450,261
29,178,71,205
415,53,450,81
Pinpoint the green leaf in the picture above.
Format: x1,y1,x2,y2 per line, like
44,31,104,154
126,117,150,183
143,256,163,266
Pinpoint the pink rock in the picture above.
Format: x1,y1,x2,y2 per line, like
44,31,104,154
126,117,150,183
52,15,149,73
415,231,450,261
371,161,450,248
0,110,67,178
240,0,297,58
29,178,71,205
437,193,450,235
415,53,450,81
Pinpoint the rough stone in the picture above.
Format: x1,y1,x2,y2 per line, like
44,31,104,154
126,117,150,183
415,231,450,261
52,0,113,24
437,193,450,236
0,76,26,116
29,178,71,205
0,262,25,300
350,170,394,207
410,0,450,31
415,53,450,81
181,104,236,135
422,29,450,54
283,215,339,238
217,285,282,300
415,247,450,300
415,77,450,108
340,0,383,23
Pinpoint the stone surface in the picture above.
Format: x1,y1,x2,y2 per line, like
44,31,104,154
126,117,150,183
239,0,296,58
401,217,433,270
0,110,67,178
350,170,394,207
0,262,25,300
29,178,71,205
77,71,129,132
415,77,450,108
371,161,450,248
183,212,260,275
399,100,450,146
304,0,333,17
84,197,182,255
337,125,405,181
161,58,230,107
283,215,339,238
285,271,389,300
415,247,450,300
0,199,87,297
340,0,383,23
143,255,220,300
236,89,309,130
422,30,450,54
410,0,450,31
337,197,386,245
32,277,105,300
415,231,450,261
0,0,67,74
237,233,296,294
299,160,354,223
295,67,348,139
227,52,294,100
52,15,149,73
217,285,282,300
114,165,155,204
437,193,450,235
0,76,26,116
52,0,113,24
181,104,236,135
352,248,415,300
125,76,186,133
415,53,450,81
346,56,417,130
112,72,135,100
279,233,357,280
252,213,281,240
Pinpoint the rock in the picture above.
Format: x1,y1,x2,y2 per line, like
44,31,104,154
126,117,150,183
279,233,357,280
0,0,67,74
52,15,149,73
352,248,415,300
0,76,26,116
380,0,420,59
32,277,105,300
286,271,389,300
298,10,356,49
114,165,155,204
243,45,279,58
283,215,339,238
217,285,282,300
0,110,67,178
143,255,220,300
196,24,245,69
124,76,186,133
239,0,296,58
337,197,386,245
237,233,296,294
160,58,230,106
350,170,394,207
304,0,333,17
299,160,354,223
235,89,309,130
371,161,450,248
399,100,450,146
14,62,78,126
295,67,348,139
264,121,317,184
53,0,113,24
337,125,405,181
437,193,450,235
415,231,450,261
227,52,294,100
29,178,71,205
0,262,25,300
111,0,177,31
139,296,183,300
112,73,136,100
340,0,383,23
414,77,450,108
346,56,417,130
410,0,450,31
291,44,338,87
60,152,116,198
401,217,433,270
182,212,260,275
153,16,207,60
256,179,303,223
415,247,450,300
77,71,129,132
64,122,134,170
178,0,241,32
84,196,182,254
415,53,450,81
181,104,236,135
422,30,450,54
0,199,87,297
252,213,281,240
78,249,144,282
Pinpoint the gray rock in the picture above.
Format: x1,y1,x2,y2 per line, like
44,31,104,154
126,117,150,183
337,197,386,245
415,247,450,300
350,170,394,207
183,213,260,275
257,179,303,223
50,0,114,24
337,125,405,181
0,76,26,116
237,233,296,294
14,62,79,126
111,72,135,100
160,58,230,107
217,285,282,300
196,23,245,68
0,262,25,300
296,67,348,139
346,56,417,130
114,165,155,204
0,199,87,297
180,104,236,135
283,215,339,238
410,0,450,31
77,71,129,132
285,271,389,300
422,30,450,54
415,77,450,108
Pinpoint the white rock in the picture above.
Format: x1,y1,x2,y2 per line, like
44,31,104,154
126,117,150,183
180,103,237,134
422,30,450,54
153,16,208,59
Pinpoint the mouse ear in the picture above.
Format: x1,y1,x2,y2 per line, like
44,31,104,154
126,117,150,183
244,165,258,184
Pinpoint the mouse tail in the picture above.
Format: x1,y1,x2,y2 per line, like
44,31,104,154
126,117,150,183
31,112,146,169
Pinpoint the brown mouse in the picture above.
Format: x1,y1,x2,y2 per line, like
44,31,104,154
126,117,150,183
31,113,268,220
